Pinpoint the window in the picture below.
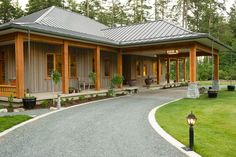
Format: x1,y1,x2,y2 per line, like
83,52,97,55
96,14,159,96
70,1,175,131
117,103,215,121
153,62,157,76
143,64,147,77
69,55,77,78
136,61,141,76
46,53,61,78
104,59,110,77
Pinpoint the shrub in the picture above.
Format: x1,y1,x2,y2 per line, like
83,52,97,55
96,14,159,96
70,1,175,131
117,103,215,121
79,95,85,100
8,94,13,108
111,74,124,87
40,99,53,108
88,72,96,84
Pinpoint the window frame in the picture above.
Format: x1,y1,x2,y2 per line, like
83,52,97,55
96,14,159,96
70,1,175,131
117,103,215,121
69,54,78,79
104,58,111,77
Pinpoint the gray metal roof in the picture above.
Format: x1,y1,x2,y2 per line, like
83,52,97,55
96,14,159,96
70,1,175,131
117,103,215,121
0,6,231,50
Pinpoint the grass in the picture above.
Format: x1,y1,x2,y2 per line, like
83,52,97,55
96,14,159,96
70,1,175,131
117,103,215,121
0,115,32,132
156,90,236,157
198,80,236,85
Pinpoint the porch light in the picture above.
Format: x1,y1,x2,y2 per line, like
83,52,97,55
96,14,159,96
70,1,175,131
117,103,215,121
186,112,197,150
166,49,179,55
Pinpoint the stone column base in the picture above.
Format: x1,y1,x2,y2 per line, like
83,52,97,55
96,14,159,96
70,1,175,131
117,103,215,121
187,82,200,98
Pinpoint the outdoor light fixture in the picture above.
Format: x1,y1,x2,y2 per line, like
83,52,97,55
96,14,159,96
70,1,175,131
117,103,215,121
186,112,197,150
166,49,179,55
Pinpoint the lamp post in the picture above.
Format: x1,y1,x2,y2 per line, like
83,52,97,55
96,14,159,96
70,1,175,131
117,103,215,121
187,112,197,150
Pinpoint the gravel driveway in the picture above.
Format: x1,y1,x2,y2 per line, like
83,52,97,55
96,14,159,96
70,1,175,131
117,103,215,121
0,88,187,157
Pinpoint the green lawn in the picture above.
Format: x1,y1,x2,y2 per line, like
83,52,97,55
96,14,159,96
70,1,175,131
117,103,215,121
0,115,32,132
198,80,236,85
156,90,236,157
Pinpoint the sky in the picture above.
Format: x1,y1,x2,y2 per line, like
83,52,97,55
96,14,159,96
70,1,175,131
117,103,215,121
17,0,235,13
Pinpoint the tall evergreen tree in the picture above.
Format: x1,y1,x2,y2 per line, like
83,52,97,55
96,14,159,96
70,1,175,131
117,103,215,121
0,0,24,24
27,0,64,14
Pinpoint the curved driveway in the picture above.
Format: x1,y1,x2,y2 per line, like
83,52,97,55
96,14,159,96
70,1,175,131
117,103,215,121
0,88,187,157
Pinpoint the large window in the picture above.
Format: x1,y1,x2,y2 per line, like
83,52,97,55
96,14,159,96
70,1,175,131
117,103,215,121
69,55,77,78
136,61,141,76
104,59,110,77
143,64,147,77
46,53,62,78
153,62,157,76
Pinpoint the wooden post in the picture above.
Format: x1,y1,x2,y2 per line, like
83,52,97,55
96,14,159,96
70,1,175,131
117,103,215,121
183,58,186,81
214,54,219,80
176,59,179,82
62,41,69,94
167,57,170,83
156,57,161,84
15,33,24,98
189,45,197,82
117,49,123,88
94,46,100,90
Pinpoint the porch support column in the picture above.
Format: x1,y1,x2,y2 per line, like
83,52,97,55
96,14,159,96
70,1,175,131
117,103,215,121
156,57,161,84
176,59,179,82
167,57,170,83
62,41,69,94
183,58,186,81
117,49,123,88
15,33,24,98
189,45,197,82
94,46,100,90
214,54,219,80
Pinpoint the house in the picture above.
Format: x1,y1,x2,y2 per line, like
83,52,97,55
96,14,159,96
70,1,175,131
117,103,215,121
0,6,231,98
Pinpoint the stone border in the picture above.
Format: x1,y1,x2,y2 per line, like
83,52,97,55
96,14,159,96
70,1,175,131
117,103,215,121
0,95,130,138
148,99,202,157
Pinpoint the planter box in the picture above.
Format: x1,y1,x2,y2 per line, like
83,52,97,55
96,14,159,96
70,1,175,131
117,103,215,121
227,85,235,91
22,98,36,109
208,90,218,98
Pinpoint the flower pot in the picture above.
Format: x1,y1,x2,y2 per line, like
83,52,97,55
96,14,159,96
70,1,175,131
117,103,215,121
208,90,218,98
22,97,36,109
128,79,136,87
7,107,14,112
227,85,235,91
145,77,152,86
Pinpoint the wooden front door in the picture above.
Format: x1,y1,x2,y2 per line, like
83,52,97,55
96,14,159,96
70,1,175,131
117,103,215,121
0,52,5,84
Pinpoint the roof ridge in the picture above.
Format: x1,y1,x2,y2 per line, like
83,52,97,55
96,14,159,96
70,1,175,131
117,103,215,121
35,6,55,23
162,20,193,34
101,20,164,31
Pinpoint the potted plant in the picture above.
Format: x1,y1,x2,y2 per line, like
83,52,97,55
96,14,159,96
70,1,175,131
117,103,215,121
22,92,36,109
208,87,218,98
88,72,96,89
51,70,61,104
145,75,152,86
7,94,14,112
128,79,137,87
227,85,235,91
111,74,124,88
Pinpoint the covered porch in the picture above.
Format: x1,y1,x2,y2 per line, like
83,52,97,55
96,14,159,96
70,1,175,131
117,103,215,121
0,32,123,98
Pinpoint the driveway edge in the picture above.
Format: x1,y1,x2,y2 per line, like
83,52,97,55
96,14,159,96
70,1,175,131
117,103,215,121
148,99,202,157
0,95,129,138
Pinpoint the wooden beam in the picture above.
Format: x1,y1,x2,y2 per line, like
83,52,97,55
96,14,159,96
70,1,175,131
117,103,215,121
183,58,186,81
176,59,179,82
22,33,63,45
123,42,195,53
0,33,15,43
167,57,170,83
117,49,123,88
101,46,118,53
189,45,197,82
214,54,219,80
156,57,161,84
15,33,24,98
62,41,69,94
94,46,100,90
196,43,218,55
68,40,96,49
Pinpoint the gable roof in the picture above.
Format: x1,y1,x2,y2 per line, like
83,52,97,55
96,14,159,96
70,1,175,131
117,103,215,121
0,6,231,51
